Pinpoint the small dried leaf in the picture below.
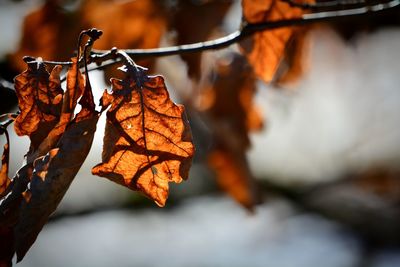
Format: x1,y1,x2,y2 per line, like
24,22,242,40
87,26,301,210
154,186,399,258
240,0,313,83
92,73,194,207
14,60,63,149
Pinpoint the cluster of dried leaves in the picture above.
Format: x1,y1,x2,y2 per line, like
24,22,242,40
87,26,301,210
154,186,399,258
1,0,317,265
1,30,195,264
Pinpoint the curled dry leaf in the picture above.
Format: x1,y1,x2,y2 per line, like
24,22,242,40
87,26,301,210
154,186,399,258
92,72,194,207
0,57,91,262
240,0,313,84
201,54,262,209
14,107,99,262
208,149,259,211
13,60,63,150
32,57,85,162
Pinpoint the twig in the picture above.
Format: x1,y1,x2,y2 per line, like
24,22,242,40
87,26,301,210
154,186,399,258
54,0,399,80
280,0,372,10
92,0,399,58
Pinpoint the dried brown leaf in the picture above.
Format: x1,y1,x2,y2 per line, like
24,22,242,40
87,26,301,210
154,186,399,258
9,1,80,72
240,0,313,83
201,55,263,150
201,54,262,209
81,0,167,80
82,0,166,51
92,73,194,207
15,108,99,261
32,57,84,162
208,149,260,211
13,60,63,150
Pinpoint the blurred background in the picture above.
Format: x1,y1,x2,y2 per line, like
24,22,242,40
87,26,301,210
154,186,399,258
1,0,400,266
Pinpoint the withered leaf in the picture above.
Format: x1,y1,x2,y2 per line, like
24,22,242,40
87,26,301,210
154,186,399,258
81,0,167,80
14,60,63,150
1,56,91,262
82,0,166,51
170,0,232,80
200,54,262,209
14,90,99,262
31,57,85,162
9,1,81,72
240,0,313,83
208,149,259,211
92,72,194,207
10,0,166,75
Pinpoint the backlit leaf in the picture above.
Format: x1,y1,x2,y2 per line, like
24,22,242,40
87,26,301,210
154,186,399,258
240,0,313,83
9,1,80,72
81,0,167,80
92,70,194,207
15,107,99,262
13,60,63,150
208,149,260,211
31,57,84,162
201,54,262,209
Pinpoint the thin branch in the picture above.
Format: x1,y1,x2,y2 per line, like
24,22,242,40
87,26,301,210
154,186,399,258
0,118,15,134
85,0,399,71
51,0,400,77
280,0,372,10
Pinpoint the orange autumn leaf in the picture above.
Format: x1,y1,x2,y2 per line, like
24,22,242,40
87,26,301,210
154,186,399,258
82,0,166,51
1,58,84,227
201,54,262,209
208,149,260,211
201,55,263,151
275,33,309,84
9,1,81,72
15,106,100,262
2,51,97,262
92,71,194,207
81,0,167,79
240,0,313,83
13,60,63,149
32,57,85,161
10,0,166,73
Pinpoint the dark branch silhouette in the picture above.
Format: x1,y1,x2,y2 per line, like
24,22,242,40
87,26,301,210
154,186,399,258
40,0,399,74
